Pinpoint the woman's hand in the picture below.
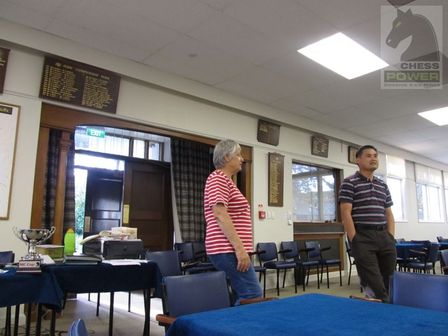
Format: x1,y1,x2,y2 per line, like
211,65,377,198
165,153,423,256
235,248,251,272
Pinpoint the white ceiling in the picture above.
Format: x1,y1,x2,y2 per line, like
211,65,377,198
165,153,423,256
1,0,447,164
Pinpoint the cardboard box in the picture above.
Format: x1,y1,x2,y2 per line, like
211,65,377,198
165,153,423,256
36,244,64,260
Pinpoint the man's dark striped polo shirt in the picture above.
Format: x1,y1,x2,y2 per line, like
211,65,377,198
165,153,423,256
338,171,393,226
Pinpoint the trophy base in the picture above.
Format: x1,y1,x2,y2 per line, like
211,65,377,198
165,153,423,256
17,259,42,273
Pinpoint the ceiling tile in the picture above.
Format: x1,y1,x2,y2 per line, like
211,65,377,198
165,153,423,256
186,14,285,65
197,0,240,11
260,50,342,91
215,66,303,104
295,0,389,30
144,35,252,85
224,0,336,49
125,0,218,32
0,0,58,28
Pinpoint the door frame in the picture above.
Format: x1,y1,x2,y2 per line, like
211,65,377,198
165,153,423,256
32,103,253,243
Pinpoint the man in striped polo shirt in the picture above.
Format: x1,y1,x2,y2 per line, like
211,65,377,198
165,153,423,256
339,145,396,302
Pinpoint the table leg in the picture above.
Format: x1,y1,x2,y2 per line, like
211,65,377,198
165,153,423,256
50,309,56,336
36,304,43,336
5,306,11,336
109,292,114,336
14,305,19,336
25,304,31,336
143,289,151,336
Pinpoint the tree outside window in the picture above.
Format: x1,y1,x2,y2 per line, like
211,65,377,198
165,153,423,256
292,163,336,222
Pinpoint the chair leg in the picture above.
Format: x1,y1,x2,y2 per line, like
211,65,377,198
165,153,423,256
293,268,297,294
316,266,320,289
128,291,132,312
96,292,100,316
276,269,280,296
282,269,287,288
326,264,330,289
348,263,352,285
262,271,266,298
339,263,342,286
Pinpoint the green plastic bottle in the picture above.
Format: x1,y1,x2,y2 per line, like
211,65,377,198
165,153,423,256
64,227,76,256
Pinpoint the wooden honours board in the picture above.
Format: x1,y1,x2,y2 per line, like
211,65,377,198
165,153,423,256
257,120,280,146
0,47,10,94
268,152,284,206
40,56,120,114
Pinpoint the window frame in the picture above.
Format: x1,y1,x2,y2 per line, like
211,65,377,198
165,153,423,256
291,161,339,223
416,182,445,223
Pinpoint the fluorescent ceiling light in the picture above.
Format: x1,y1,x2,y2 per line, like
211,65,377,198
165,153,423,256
298,32,389,80
418,107,448,126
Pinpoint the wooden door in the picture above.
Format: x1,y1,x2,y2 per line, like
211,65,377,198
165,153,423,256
123,161,173,251
85,168,123,233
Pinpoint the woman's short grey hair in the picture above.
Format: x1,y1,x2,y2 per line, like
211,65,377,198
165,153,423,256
213,139,241,169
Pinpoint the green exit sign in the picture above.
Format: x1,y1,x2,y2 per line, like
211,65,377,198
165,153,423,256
86,128,106,138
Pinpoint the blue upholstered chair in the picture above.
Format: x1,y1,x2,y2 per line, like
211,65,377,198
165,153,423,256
248,250,267,298
344,237,357,285
280,241,321,291
156,271,231,327
146,250,183,301
305,241,342,288
390,271,448,312
407,242,439,274
68,319,88,336
174,242,216,274
0,251,14,267
440,249,448,275
257,242,297,296
146,250,182,277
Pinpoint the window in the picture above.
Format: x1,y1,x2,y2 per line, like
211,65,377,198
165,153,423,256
415,164,444,222
74,126,168,161
132,139,146,158
292,163,336,222
148,141,162,160
386,155,406,221
444,172,448,220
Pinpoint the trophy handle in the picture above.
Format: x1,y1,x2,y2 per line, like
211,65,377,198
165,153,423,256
43,226,56,242
12,226,24,241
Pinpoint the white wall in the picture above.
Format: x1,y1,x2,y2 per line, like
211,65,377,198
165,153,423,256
1,21,448,287
0,93,41,255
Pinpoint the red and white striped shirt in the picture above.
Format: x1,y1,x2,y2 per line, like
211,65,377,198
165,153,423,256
204,170,253,255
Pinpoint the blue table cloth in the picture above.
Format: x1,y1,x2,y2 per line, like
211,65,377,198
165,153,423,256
43,261,158,293
166,294,448,336
43,262,159,336
0,269,63,308
395,242,425,260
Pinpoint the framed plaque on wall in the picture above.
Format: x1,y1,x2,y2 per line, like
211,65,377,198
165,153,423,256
0,102,20,219
268,152,284,207
311,136,329,158
39,56,121,114
348,146,359,164
257,120,280,146
0,47,10,94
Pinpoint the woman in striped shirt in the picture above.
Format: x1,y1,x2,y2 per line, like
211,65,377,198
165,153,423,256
204,139,262,303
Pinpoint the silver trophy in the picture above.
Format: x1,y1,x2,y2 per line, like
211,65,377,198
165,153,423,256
13,226,55,261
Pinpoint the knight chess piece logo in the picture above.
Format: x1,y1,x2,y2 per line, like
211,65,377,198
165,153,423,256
381,5,444,89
